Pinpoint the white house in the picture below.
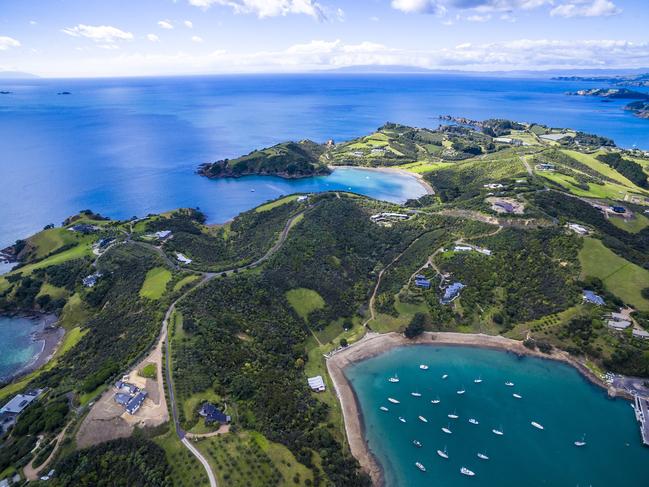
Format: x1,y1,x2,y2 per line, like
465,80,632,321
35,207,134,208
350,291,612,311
307,376,326,392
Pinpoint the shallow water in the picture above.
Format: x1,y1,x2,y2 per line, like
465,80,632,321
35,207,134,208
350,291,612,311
0,315,45,382
347,345,647,486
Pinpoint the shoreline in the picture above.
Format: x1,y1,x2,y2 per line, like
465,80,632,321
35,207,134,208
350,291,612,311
326,331,623,486
330,165,435,196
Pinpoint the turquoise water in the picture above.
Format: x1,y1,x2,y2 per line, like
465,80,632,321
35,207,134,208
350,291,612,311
347,345,647,486
0,315,44,382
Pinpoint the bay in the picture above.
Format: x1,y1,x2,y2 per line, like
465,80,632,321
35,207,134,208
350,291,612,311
0,315,45,383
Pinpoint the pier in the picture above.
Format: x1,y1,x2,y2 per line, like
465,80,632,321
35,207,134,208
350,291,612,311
633,395,649,447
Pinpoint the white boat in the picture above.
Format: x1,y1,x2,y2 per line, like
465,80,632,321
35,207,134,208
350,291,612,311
442,425,452,434
531,421,544,430
388,374,399,383
379,406,389,412
250,189,255,192
413,440,423,448
492,426,504,436
513,393,522,399
442,374,448,379
437,447,449,459
505,381,514,387
431,397,441,404
398,416,406,423
415,462,426,472
419,364,429,370
457,388,466,395
477,452,489,460
474,377,483,384
468,418,479,425
460,467,476,477
448,411,459,419
388,397,400,404
411,392,422,397
418,415,428,423
574,434,587,447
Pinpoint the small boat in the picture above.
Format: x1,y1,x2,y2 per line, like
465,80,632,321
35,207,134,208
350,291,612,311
437,447,449,459
474,377,483,384
418,415,428,423
505,381,514,387
419,364,429,370
448,411,459,419
379,406,389,412
574,434,587,447
415,462,426,472
250,189,255,192
513,393,522,399
457,388,466,395
442,424,452,434
492,426,504,436
411,392,422,397
398,416,406,423
460,467,475,477
388,397,400,404
468,418,479,425
413,440,423,448
431,397,441,404
477,452,489,460
531,421,544,430
388,374,400,383
442,374,448,379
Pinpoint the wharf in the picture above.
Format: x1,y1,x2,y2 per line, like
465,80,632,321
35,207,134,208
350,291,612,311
633,395,649,447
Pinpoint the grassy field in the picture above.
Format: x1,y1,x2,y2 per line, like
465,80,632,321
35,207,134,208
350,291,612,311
370,296,428,334
27,228,81,260
139,266,172,299
561,149,640,188
608,213,649,233
5,240,94,277
139,363,157,379
155,429,208,487
538,171,632,200
195,431,314,487
285,288,325,321
182,388,221,429
173,274,200,292
59,293,90,329
579,238,649,311
255,195,299,213
37,282,69,300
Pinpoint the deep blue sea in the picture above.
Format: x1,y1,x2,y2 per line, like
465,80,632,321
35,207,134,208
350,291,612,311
347,345,648,487
1,74,648,249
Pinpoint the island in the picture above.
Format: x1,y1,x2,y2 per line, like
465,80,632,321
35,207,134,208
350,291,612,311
554,72,649,88
1,119,649,486
568,88,649,120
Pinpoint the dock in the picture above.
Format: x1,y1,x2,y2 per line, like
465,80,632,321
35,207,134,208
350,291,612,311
633,395,649,447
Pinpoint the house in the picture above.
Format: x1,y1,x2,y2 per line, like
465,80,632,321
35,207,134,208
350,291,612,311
495,201,515,213
567,223,588,235
113,393,131,406
0,389,43,415
154,230,172,239
414,274,431,289
582,290,605,306
95,238,114,249
610,206,626,214
297,195,309,202
115,381,139,395
199,402,231,424
633,329,649,340
125,391,147,415
175,252,192,265
483,183,505,189
607,319,631,330
307,375,326,392
454,245,473,252
370,212,410,224
68,223,96,234
82,272,102,287
535,163,555,171
441,282,465,304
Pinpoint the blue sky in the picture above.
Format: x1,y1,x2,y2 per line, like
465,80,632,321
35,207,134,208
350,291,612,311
1,0,648,77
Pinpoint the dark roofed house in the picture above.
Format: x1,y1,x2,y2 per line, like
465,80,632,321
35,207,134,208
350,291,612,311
199,402,231,425
441,282,465,304
610,206,626,214
68,223,96,234
114,393,131,406
414,277,431,289
495,202,515,213
583,290,605,306
125,391,147,415
115,381,139,395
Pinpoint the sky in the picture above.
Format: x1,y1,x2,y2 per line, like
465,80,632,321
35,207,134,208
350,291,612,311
0,0,648,77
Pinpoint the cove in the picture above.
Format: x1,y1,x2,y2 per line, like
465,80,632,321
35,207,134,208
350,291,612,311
346,345,647,486
0,315,47,382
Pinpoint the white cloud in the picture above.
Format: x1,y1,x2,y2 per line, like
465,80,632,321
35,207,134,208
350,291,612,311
191,35,204,43
369,16,380,21
551,0,620,18
184,20,194,28
29,20,37,25
0,36,21,50
466,14,491,21
62,25,133,43
392,0,556,16
187,0,327,21
158,20,174,29
391,0,446,16
147,34,160,42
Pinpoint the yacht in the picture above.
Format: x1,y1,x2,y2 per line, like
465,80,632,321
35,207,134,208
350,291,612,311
419,364,429,370
492,426,504,436
505,381,514,387
457,388,466,395
379,406,389,412
411,391,422,397
448,411,459,419
442,424,452,434
477,452,489,460
474,377,483,384
468,418,479,425
412,440,423,448
460,467,476,477
437,447,449,459
418,415,428,423
415,462,426,472
398,416,406,423
513,393,522,399
442,374,448,379
431,397,441,404
574,434,587,447
388,397,400,404
531,421,544,430
250,188,255,192
388,374,400,383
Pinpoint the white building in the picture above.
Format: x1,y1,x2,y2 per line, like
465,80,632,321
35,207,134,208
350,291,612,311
633,329,649,340
176,252,193,265
297,195,309,202
607,320,631,330
307,376,326,392
154,230,172,239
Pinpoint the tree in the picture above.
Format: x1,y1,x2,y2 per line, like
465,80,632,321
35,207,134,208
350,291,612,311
641,287,649,300
404,313,427,339
340,338,348,347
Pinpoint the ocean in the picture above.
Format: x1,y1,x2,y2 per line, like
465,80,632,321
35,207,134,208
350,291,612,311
1,74,648,249
0,315,46,383
346,345,647,486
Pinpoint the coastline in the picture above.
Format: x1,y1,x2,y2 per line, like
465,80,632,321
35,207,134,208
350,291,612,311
330,165,435,196
326,331,621,486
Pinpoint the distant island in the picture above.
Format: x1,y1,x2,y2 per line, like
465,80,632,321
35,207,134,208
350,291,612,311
555,72,649,87
569,88,649,119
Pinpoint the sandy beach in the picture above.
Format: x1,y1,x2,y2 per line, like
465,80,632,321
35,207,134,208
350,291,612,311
330,165,435,196
326,331,620,486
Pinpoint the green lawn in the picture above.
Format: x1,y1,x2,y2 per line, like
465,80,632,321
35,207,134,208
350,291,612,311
285,288,325,321
539,171,633,200
28,227,81,260
139,267,172,299
173,274,200,292
139,363,157,379
5,240,94,277
579,238,649,311
182,388,222,430
37,282,69,300
561,149,640,188
255,195,299,213
608,213,649,233
59,293,90,329
155,429,208,487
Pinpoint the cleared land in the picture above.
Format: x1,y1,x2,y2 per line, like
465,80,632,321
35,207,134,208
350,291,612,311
285,288,325,321
255,194,299,213
139,266,172,299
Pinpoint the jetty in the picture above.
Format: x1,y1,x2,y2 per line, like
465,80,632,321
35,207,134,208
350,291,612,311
633,395,649,447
